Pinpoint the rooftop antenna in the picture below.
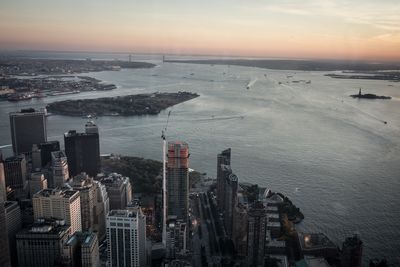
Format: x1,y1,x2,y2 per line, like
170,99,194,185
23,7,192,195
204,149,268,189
161,110,172,246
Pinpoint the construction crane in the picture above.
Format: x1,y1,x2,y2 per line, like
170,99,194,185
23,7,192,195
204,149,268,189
161,110,171,246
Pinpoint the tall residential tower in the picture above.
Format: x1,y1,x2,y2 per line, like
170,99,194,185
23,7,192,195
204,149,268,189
167,141,189,221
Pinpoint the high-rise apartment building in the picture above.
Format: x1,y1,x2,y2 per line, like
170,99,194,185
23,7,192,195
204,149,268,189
51,151,69,187
246,201,267,267
62,231,99,267
223,169,238,238
9,108,47,155
100,173,132,210
32,188,82,234
64,128,100,177
16,220,71,267
215,149,238,239
106,208,146,267
167,141,189,221
70,173,95,232
217,148,231,211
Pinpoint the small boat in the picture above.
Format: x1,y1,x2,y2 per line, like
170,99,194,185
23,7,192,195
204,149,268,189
7,94,33,102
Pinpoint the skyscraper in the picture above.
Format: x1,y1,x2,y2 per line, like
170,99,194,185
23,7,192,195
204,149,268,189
223,170,238,239
246,201,267,267
9,108,47,155
92,180,109,241
16,219,71,267
28,172,48,197
5,201,22,267
0,203,11,267
32,188,82,234
31,144,42,170
167,141,189,221
64,127,100,177
38,141,60,167
0,160,7,202
62,231,100,267
51,151,69,187
217,148,231,211
4,154,27,197
99,173,132,210
70,173,95,232
106,208,146,267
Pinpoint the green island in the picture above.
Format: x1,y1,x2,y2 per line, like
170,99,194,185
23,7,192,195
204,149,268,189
101,155,202,194
46,91,199,116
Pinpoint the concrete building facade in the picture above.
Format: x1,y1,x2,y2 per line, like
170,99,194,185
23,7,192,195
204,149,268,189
63,231,100,267
71,173,95,232
51,151,70,187
106,208,146,267
32,188,82,234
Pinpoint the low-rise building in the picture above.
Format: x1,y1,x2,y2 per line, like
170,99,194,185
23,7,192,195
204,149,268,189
298,233,340,260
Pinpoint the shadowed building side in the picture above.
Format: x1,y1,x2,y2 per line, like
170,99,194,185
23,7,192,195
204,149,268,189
9,108,47,155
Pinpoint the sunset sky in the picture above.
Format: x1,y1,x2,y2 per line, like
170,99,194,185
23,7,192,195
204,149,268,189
0,0,399,61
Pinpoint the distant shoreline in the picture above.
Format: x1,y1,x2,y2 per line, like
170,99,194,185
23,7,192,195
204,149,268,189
165,59,400,71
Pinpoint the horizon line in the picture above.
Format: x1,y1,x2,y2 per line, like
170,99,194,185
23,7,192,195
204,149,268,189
1,48,399,64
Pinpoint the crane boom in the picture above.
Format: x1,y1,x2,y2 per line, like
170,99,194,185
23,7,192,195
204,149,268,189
161,109,172,247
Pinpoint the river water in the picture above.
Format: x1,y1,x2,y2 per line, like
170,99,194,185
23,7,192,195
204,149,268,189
0,53,399,262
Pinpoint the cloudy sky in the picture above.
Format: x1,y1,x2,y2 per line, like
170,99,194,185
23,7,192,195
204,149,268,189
0,0,399,61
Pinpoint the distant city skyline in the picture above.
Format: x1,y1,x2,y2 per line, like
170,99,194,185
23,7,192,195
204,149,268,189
0,0,399,61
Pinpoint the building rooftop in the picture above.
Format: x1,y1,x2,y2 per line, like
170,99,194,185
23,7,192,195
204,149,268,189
51,150,67,160
4,154,25,163
17,219,70,236
299,233,338,251
100,173,129,186
64,130,97,137
228,173,238,182
65,231,97,247
10,108,45,115
34,188,78,199
267,221,281,228
267,255,289,267
108,209,137,218
296,257,331,267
